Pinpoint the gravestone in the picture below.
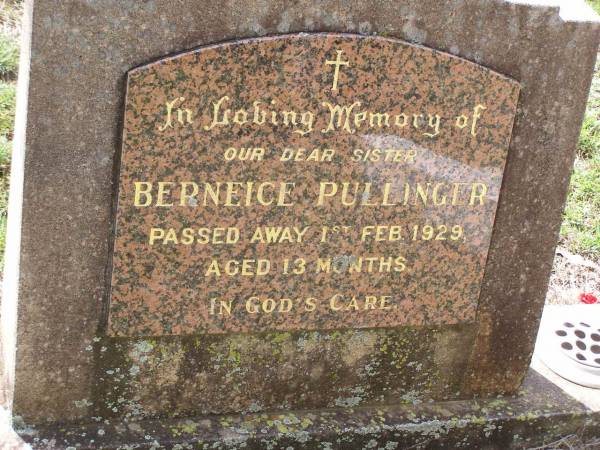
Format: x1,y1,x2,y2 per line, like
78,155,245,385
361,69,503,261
2,0,599,448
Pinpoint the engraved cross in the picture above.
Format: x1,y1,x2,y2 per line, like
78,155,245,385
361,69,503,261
325,49,349,91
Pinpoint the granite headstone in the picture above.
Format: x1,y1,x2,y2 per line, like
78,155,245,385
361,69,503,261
2,0,599,448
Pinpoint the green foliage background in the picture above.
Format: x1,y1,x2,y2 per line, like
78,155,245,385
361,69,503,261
561,0,600,258
0,0,19,263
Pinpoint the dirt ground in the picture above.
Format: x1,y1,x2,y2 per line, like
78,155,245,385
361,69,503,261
546,247,600,305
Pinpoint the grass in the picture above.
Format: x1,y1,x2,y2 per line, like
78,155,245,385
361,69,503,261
578,113,600,159
588,0,600,15
0,82,13,259
0,81,15,136
560,153,600,258
0,34,17,80
0,0,20,263
560,14,600,261
555,0,600,262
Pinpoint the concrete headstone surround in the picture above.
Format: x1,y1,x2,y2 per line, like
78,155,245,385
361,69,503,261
1,0,599,427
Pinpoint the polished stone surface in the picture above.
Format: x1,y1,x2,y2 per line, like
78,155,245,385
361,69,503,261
110,34,518,336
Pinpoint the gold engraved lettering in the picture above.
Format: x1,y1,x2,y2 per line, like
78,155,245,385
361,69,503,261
133,181,153,207
156,182,174,207
205,259,271,277
325,49,349,91
321,101,361,134
131,181,296,207
204,96,314,135
250,226,309,244
159,97,193,131
328,294,396,311
209,298,233,316
469,183,488,205
471,104,486,136
315,181,488,208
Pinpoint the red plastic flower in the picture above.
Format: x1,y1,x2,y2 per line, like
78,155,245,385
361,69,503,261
579,292,599,304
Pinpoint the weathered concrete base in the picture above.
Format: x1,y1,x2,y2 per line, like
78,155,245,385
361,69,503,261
14,369,600,449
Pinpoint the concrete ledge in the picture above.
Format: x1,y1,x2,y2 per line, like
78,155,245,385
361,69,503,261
14,369,600,449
